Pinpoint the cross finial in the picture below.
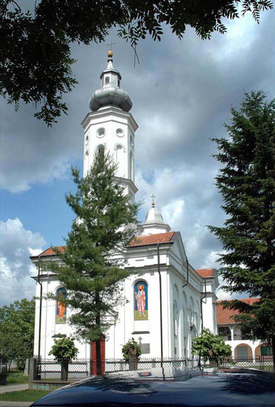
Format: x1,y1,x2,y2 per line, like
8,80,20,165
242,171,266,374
151,194,156,207
106,41,115,61
106,40,115,51
138,336,142,345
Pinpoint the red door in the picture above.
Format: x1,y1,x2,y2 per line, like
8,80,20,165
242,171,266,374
91,336,105,375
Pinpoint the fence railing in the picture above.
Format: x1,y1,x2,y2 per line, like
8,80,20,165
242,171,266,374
36,359,90,380
105,358,197,372
32,356,273,381
219,356,273,371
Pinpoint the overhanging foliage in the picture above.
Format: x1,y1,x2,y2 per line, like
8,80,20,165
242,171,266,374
0,0,273,124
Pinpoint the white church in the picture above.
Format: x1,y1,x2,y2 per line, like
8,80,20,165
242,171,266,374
31,51,218,364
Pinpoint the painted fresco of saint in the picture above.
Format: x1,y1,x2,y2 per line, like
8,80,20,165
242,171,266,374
57,300,66,318
56,288,66,324
134,281,148,320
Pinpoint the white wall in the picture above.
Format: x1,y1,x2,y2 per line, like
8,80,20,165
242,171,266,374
33,238,218,362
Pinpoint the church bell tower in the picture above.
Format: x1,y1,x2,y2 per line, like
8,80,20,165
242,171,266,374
81,50,138,198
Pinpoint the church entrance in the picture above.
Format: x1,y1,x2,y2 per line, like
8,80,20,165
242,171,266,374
91,337,105,375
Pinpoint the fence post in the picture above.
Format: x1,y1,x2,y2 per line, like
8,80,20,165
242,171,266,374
0,362,7,385
29,358,38,383
24,358,30,376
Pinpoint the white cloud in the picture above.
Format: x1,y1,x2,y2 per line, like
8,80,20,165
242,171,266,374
201,250,222,270
0,218,46,305
162,199,184,229
216,276,252,301
216,287,235,301
0,119,74,192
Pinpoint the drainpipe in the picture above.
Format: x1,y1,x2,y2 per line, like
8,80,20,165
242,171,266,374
198,279,207,370
182,258,189,289
37,255,42,363
157,243,163,366
200,279,207,333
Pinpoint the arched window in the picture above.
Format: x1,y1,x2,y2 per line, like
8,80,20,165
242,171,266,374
97,127,105,138
115,144,123,165
130,151,134,181
173,300,179,356
173,300,178,336
56,288,66,324
105,77,110,85
97,144,105,155
116,128,124,137
130,135,134,147
182,292,187,356
134,281,148,320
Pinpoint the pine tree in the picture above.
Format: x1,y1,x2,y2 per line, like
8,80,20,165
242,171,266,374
209,91,275,368
45,149,139,374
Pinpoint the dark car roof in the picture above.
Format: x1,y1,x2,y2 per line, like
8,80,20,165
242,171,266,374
31,367,275,407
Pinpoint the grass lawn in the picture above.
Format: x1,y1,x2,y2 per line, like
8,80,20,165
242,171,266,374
1,389,52,402
6,370,29,385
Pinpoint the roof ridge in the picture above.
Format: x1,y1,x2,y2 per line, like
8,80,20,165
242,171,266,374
128,231,175,247
39,245,66,257
216,298,260,303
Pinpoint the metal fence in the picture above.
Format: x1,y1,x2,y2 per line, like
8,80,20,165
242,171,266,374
219,357,274,371
37,359,90,380
36,356,273,380
36,358,199,379
105,358,197,372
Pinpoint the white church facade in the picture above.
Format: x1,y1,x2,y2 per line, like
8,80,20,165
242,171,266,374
31,51,218,363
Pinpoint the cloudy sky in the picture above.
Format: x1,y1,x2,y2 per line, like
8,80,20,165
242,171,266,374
1,6,274,306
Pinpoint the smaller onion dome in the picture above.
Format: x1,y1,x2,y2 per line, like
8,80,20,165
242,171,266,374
141,198,171,236
89,50,132,112
144,206,166,225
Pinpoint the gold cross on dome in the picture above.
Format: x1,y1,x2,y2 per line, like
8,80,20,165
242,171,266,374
151,194,156,207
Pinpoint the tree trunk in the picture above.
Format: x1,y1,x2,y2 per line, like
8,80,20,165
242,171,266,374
209,356,218,367
61,359,69,381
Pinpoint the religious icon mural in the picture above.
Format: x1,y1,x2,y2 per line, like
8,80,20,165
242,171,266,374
56,287,67,324
134,281,148,320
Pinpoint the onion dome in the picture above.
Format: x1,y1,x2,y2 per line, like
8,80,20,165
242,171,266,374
89,50,132,112
141,197,171,236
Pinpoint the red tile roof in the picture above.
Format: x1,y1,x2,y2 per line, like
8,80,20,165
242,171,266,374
128,232,175,247
216,298,260,325
196,268,213,278
37,233,175,257
39,246,66,257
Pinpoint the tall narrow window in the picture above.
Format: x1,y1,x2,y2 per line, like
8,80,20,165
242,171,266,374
97,144,105,156
130,135,134,147
56,288,66,324
173,300,178,356
134,281,148,320
130,151,134,181
115,144,123,165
